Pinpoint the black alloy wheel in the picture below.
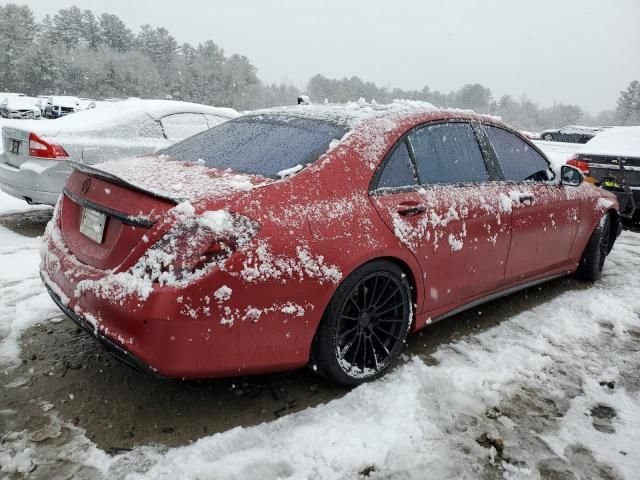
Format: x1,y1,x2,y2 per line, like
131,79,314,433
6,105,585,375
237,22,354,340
311,260,412,386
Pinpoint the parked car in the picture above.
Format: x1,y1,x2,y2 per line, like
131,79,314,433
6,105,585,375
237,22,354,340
43,96,80,119
519,130,540,140
0,99,238,205
567,126,640,221
539,125,601,143
40,103,620,386
0,97,42,119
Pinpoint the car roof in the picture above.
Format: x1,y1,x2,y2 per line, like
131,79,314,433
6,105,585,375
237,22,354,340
6,99,240,137
247,100,499,130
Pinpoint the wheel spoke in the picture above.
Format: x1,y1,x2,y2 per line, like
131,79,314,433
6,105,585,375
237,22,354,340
352,334,363,366
375,326,402,342
348,295,362,313
361,334,368,369
377,318,405,324
375,302,405,317
373,287,401,312
368,275,379,309
368,337,380,371
371,277,391,307
371,331,391,357
338,324,359,339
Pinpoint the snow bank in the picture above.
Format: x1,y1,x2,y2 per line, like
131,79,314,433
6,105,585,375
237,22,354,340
0,190,52,215
0,226,58,366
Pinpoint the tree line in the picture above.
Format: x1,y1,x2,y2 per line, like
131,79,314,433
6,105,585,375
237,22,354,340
0,3,638,130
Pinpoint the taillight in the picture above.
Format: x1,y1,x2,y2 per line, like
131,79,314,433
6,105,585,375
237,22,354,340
28,133,68,159
566,157,589,175
140,211,259,284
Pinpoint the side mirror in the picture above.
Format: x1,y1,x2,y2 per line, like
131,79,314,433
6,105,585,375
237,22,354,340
561,165,583,187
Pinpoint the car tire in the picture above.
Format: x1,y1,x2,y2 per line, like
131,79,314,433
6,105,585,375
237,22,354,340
576,214,612,282
311,260,412,386
542,133,554,141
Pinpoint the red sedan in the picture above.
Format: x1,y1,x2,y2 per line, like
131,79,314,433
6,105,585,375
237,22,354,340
40,104,620,385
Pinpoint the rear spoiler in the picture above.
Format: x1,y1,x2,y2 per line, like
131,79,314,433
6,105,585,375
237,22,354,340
69,161,183,204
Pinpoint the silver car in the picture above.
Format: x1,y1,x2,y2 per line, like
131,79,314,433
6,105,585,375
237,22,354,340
0,99,238,205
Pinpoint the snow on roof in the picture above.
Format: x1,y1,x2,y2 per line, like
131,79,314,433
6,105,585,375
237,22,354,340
2,98,39,110
6,99,239,136
249,99,456,127
580,126,640,158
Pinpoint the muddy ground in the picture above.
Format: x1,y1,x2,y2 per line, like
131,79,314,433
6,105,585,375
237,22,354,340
0,209,600,458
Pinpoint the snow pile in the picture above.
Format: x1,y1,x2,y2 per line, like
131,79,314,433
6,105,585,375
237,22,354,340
0,226,58,366
580,126,640,158
0,190,52,215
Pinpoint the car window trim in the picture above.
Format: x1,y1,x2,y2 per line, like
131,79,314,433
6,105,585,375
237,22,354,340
369,138,420,194
479,122,557,184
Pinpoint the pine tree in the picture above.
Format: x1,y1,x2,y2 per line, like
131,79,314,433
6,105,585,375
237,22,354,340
99,13,134,52
616,80,640,125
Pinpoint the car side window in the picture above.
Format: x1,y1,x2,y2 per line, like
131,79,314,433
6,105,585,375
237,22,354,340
204,114,230,128
485,125,552,182
377,140,418,189
160,113,210,143
408,122,489,184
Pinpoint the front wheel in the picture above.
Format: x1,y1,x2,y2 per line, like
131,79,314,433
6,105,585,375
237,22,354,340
311,260,412,386
543,133,554,141
576,214,612,282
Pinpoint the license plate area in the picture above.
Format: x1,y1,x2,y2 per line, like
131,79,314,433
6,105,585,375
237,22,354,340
80,207,107,244
10,139,20,155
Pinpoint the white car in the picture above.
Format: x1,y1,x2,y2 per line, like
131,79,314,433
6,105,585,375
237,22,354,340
0,99,239,205
0,97,42,120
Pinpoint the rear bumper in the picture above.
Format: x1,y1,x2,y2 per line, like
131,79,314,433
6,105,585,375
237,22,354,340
42,276,165,378
0,158,69,205
40,218,323,379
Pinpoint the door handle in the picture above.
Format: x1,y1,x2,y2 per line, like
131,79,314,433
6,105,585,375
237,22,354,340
518,193,535,203
398,205,426,217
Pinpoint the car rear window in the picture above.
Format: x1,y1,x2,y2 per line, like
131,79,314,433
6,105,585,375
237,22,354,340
161,115,348,179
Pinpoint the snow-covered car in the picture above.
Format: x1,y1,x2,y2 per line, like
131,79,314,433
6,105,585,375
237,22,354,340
40,102,621,386
539,125,600,143
567,126,640,221
0,97,42,119
519,130,540,140
42,96,81,119
0,99,239,205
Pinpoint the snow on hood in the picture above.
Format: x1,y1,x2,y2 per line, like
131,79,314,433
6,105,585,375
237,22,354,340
4,99,239,137
580,126,640,158
85,155,262,202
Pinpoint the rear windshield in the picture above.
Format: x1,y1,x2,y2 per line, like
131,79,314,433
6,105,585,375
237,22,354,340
160,115,348,179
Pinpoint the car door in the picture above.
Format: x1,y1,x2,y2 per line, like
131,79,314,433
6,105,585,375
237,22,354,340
483,125,580,281
370,121,512,313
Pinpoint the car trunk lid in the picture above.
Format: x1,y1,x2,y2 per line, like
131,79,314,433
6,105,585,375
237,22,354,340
60,157,267,271
61,169,176,271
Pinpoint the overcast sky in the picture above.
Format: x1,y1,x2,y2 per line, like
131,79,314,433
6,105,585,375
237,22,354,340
19,0,640,113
